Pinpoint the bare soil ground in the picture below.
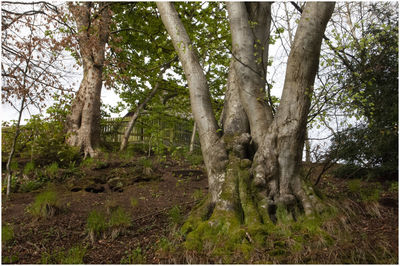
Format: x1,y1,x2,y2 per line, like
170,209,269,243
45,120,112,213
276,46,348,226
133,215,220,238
2,157,398,264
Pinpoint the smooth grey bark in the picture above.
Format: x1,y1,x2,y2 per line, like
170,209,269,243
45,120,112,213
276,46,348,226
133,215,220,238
66,3,111,158
158,1,334,222
220,60,249,135
252,2,335,215
156,2,228,204
189,122,197,153
226,2,273,147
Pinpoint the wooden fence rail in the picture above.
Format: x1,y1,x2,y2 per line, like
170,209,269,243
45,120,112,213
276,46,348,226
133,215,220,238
100,116,200,149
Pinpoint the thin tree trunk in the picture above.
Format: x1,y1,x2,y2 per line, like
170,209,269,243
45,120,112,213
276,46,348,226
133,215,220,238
305,129,311,163
120,57,177,151
189,122,196,153
120,82,160,151
157,2,228,204
6,95,26,197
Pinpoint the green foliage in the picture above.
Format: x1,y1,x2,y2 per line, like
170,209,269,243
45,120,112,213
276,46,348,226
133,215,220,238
108,206,131,228
2,174,18,194
61,245,86,264
326,4,398,179
1,95,80,167
2,224,14,245
192,189,204,201
23,161,35,175
87,206,131,242
40,245,86,264
157,237,174,253
347,179,382,202
389,182,398,193
168,205,183,226
186,153,204,166
347,179,362,193
138,157,153,168
19,180,43,193
86,210,107,241
28,188,61,218
45,162,59,178
120,247,145,264
2,254,19,264
80,157,95,167
130,197,139,208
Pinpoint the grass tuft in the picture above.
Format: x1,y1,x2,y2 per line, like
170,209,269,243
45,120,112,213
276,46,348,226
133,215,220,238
86,210,107,243
2,224,14,245
168,205,183,226
120,247,145,264
28,188,61,218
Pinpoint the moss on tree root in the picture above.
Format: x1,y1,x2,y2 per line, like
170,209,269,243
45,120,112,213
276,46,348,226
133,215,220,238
179,157,339,263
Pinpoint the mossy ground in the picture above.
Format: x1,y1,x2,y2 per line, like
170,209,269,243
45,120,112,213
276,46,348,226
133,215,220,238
159,172,398,264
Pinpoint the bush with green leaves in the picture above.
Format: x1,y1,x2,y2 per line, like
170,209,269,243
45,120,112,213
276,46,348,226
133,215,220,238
327,7,398,180
23,162,35,175
19,180,43,193
2,95,80,168
45,162,59,178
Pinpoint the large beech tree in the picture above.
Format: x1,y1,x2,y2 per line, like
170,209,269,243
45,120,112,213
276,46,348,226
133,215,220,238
66,2,111,157
157,0,335,234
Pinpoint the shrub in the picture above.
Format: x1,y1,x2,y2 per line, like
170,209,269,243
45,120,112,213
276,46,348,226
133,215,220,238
2,175,19,194
23,162,35,175
28,189,61,218
19,180,43,193
46,162,59,178
2,95,81,168
186,153,204,166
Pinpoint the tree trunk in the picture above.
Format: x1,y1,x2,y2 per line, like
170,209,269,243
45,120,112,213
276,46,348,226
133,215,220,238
6,95,26,198
157,0,335,252
305,129,311,163
120,82,160,151
189,122,197,153
66,3,111,158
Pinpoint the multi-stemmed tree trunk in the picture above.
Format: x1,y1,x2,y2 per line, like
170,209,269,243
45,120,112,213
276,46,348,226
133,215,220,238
157,1,335,246
66,3,111,158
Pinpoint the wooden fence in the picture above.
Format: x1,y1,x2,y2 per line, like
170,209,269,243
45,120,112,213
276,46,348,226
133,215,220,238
100,115,200,150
